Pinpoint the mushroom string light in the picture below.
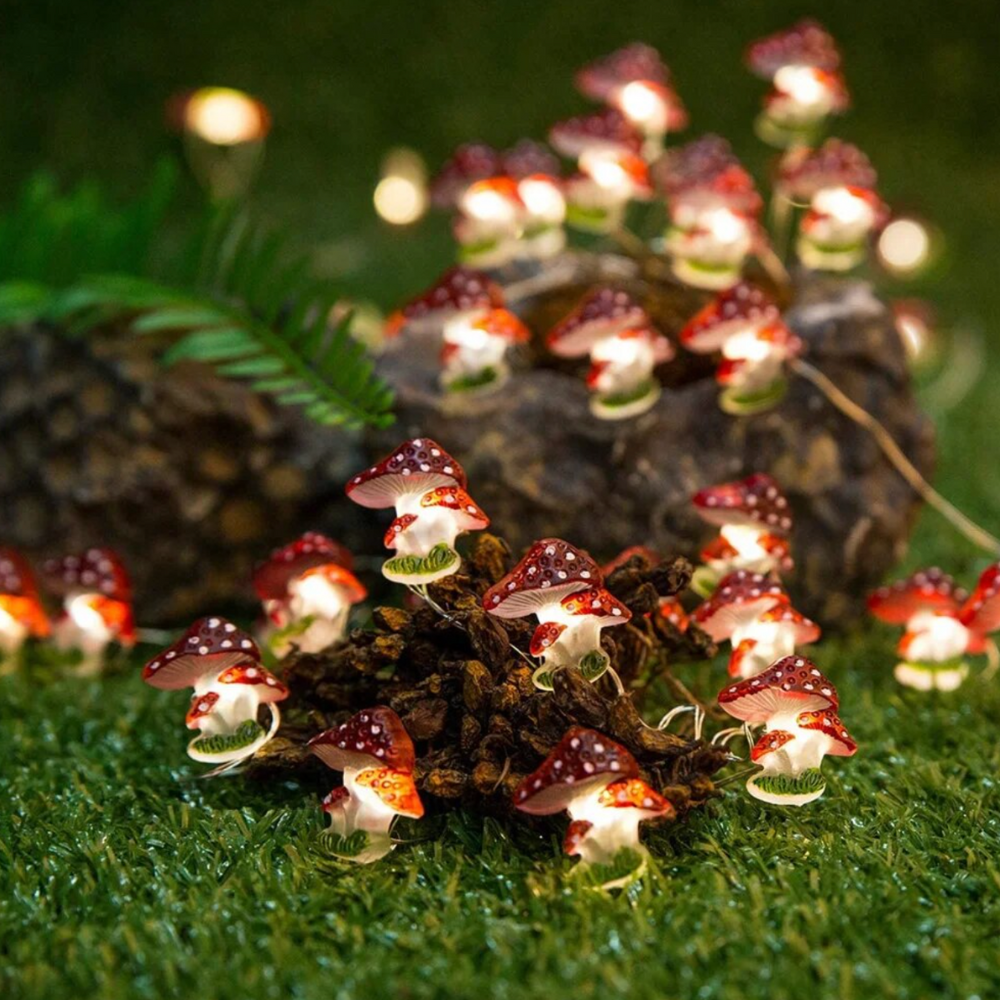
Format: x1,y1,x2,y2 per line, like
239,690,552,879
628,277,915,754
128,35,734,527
867,564,1000,691
0,548,49,668
345,438,489,588
309,706,423,864
42,549,136,675
253,532,367,656
142,617,288,766
718,656,856,805
547,287,674,419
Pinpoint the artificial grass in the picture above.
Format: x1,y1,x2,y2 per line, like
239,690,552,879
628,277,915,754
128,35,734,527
2,630,999,1000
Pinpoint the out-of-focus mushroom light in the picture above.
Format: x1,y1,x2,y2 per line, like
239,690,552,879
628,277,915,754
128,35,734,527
374,148,429,225
878,217,932,276
184,87,270,145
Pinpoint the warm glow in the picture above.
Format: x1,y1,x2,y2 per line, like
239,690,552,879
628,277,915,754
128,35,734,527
185,87,268,145
774,65,827,107
66,594,108,636
618,81,664,129
705,208,749,245
461,182,519,225
878,217,931,274
814,186,871,226
517,176,566,223
374,175,428,225
580,150,631,195
593,334,642,366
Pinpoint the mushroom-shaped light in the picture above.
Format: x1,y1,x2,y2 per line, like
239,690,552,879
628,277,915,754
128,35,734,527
309,706,422,863
429,142,502,210
346,439,487,586
483,538,606,690
0,548,49,664
548,287,669,420
253,532,367,657
42,548,135,675
142,616,287,765
681,283,801,413
502,140,566,259
728,604,821,679
692,570,789,644
777,140,878,205
719,655,851,805
454,176,525,268
798,185,887,272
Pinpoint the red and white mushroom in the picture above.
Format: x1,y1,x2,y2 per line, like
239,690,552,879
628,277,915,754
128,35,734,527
440,307,531,394
0,548,49,662
429,142,503,210
542,586,632,685
692,570,789,642
41,548,135,675
385,266,504,339
502,140,567,259
253,532,367,656
798,184,887,272
727,604,821,680
777,140,878,204
454,176,525,268
309,706,423,863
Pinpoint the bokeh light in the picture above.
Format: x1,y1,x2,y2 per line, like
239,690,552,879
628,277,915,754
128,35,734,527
183,87,270,146
373,148,429,225
878,217,932,276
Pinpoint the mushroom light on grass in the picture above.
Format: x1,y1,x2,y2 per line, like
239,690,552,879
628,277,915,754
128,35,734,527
514,727,673,871
346,438,488,588
0,548,49,668
254,532,367,656
867,564,1000,691
718,656,856,806
142,617,288,766
309,706,423,864
483,538,629,689
681,283,802,414
42,548,135,675
548,287,674,419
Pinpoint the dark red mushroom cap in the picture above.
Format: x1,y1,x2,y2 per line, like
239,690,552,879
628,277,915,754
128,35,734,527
750,729,796,762
502,139,561,181
420,485,490,531
796,709,858,756
597,778,674,818
321,785,351,814
530,621,568,657
655,134,736,196
563,819,594,857
483,539,602,618
547,287,649,357
217,663,290,702
692,472,793,534
469,308,531,344
430,142,502,209
384,513,418,551
185,691,220,729
559,586,632,627
757,604,821,645
777,140,877,202
513,727,639,816
142,616,262,689
959,562,1000,635
309,706,416,774
693,570,789,641
0,548,40,600
391,267,504,335
253,532,355,602
42,548,132,602
549,109,643,160
745,19,841,79
867,568,967,625
354,767,425,818
575,43,672,101
681,283,781,354
346,438,466,509
718,655,839,723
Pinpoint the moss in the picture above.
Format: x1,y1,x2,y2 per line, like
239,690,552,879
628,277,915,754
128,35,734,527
751,768,827,797
188,719,264,757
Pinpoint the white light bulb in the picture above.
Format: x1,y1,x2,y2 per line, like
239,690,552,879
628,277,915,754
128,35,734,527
618,81,664,129
878,218,931,274
775,65,826,108
185,88,265,145
374,175,428,225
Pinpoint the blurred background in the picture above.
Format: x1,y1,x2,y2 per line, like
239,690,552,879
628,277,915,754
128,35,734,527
2,0,999,569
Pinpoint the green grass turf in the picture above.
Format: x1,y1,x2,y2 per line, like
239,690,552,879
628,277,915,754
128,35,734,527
3,628,999,1000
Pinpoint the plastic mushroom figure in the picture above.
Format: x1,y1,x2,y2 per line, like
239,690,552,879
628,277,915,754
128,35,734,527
514,727,673,871
691,473,795,591
797,184,887,272
253,532,367,656
454,176,525,268
142,617,288,766
429,142,503,211
0,548,49,668
867,564,1000,691
346,438,488,588
42,548,136,675
483,538,628,689
681,282,802,414
727,604,822,680
745,20,848,147
718,656,856,806
548,287,673,419
502,140,567,260
309,706,423,864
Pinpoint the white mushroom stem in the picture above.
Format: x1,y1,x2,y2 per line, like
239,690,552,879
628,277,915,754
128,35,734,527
800,186,877,254
729,618,798,679
769,65,838,126
715,524,780,575
191,671,273,735
0,606,28,658
441,318,511,382
266,573,352,655
51,593,115,676
569,798,648,866
532,606,612,673
900,612,970,663
390,493,465,558
757,716,834,776
588,333,659,399
324,767,401,860
667,208,753,288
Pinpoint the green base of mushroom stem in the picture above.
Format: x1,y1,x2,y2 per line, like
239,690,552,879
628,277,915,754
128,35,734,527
590,380,661,421
719,378,789,416
894,659,969,692
746,769,827,807
188,719,266,763
382,544,460,586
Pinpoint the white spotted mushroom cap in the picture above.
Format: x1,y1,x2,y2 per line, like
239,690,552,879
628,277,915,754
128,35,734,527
253,532,356,602
867,567,967,625
718,655,839,724
483,538,602,619
419,485,491,532
796,710,858,757
308,706,416,775
745,18,841,79
547,287,650,358
141,617,261,690
42,548,132,602
959,562,1000,636
692,570,789,641
548,108,643,160
216,663,289,703
513,727,639,816
559,586,632,628
692,473,793,535
680,283,781,354
345,439,466,509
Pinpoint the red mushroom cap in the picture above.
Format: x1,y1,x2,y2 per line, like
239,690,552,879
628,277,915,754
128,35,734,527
693,570,789,641
346,438,466,509
597,777,675,818
0,595,50,638
513,727,639,816
654,137,763,217
42,548,132,602
777,140,877,202
757,604,821,645
563,818,594,857
548,109,643,160
502,139,561,181
469,308,531,344
796,709,857,756
309,706,416,774
959,562,1000,635
745,19,841,79
185,691,221,729
692,472,793,535
559,586,632,627
530,621,568,657
321,785,351,814
253,532,355,602
430,142,502,209
419,485,490,532
750,728,796,762
483,539,602,618
297,564,367,605
384,513,419,551
681,283,781,354
0,548,41,600
547,287,649,357
700,534,739,565
354,766,424,818
718,656,839,723
575,43,672,101
217,663,290,702
90,595,137,646
867,568,967,625
392,267,504,336
142,616,261,689
658,598,689,631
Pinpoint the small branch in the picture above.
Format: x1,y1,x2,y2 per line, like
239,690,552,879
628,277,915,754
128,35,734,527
791,358,1000,554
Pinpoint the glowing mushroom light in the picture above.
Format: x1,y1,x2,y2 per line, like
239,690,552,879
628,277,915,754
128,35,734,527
0,548,49,668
